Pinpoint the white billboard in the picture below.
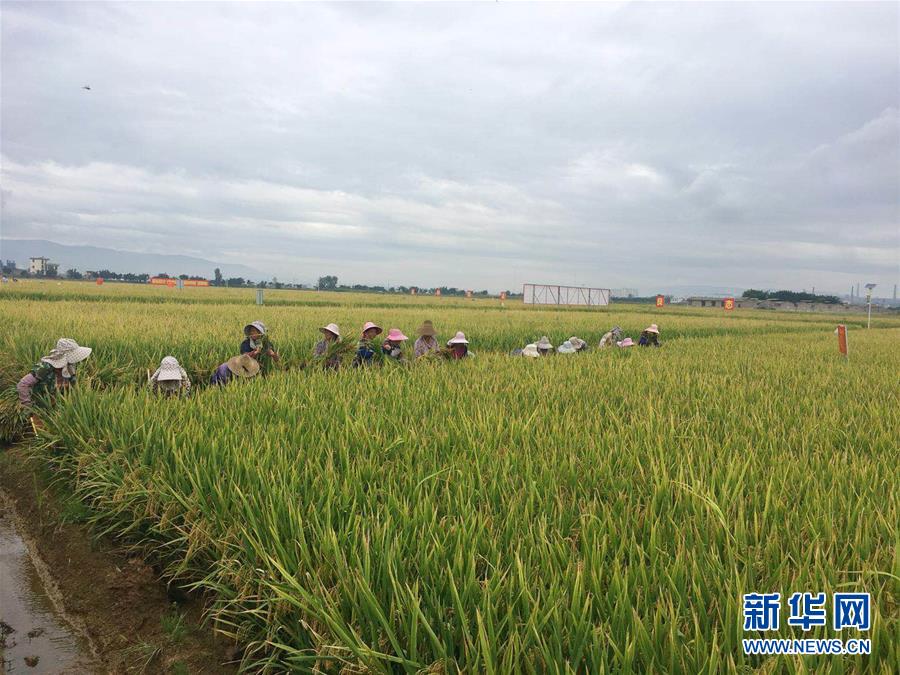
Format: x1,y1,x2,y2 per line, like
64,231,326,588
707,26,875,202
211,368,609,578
522,283,611,307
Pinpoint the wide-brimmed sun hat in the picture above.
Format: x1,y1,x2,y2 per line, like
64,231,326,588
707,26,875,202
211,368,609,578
568,336,587,350
154,356,184,381
416,320,437,337
361,321,383,336
320,323,341,338
447,331,468,346
644,324,660,334
226,354,261,378
617,337,635,348
536,336,553,350
244,320,267,336
386,328,409,341
557,340,577,354
521,344,540,358
41,338,93,368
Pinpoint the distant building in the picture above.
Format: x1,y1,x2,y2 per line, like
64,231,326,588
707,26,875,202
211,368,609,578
29,256,60,276
685,296,756,308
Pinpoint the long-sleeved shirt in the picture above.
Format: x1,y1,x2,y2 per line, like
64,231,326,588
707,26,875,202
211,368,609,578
414,336,439,358
240,337,278,373
210,362,233,385
313,340,341,370
638,332,660,347
17,362,72,407
382,341,405,362
353,339,377,367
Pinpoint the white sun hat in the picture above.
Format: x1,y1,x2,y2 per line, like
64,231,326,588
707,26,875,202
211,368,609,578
41,338,93,369
447,331,469,345
244,320,268,336
557,340,577,354
320,323,341,338
153,356,184,382
536,336,554,350
521,343,540,358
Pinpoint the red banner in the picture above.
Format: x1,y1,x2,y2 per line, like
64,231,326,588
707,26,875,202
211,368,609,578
723,297,735,311
655,295,664,308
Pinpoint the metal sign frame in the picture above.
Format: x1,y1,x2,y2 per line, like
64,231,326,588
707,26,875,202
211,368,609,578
522,283,611,307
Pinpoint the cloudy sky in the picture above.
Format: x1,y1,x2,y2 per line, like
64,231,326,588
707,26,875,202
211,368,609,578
2,2,898,293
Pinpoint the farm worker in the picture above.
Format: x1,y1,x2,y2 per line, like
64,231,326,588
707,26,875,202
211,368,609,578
210,354,260,385
557,340,577,354
616,337,635,348
382,328,409,361
521,344,540,358
240,321,279,373
638,324,661,347
353,321,383,366
149,356,191,397
598,326,623,349
414,320,439,358
447,331,472,359
568,336,588,352
17,338,93,409
536,336,554,356
313,323,342,370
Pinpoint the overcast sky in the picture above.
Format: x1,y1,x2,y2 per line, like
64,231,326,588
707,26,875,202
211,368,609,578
2,2,898,293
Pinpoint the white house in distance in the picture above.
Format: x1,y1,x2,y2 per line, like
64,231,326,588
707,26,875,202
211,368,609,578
29,256,60,276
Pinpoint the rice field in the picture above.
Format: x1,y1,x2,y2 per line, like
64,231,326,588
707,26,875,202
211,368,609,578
2,280,898,673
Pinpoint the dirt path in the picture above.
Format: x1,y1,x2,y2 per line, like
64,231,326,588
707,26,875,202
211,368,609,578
0,445,239,674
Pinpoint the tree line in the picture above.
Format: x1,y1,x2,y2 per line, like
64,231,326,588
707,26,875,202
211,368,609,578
742,289,841,304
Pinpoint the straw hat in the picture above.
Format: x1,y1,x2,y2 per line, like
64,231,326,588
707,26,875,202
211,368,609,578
319,323,341,338
447,331,468,346
557,340,577,354
244,320,267,336
226,354,260,378
644,324,659,334
568,336,587,351
386,328,408,341
521,344,540,358
41,338,93,369
617,337,635,348
536,336,554,350
416,320,437,337
154,356,184,382
361,321,382,336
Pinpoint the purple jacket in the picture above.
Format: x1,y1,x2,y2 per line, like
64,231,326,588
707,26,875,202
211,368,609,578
210,362,233,385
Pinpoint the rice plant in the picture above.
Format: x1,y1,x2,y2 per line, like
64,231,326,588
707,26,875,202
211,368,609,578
2,282,897,672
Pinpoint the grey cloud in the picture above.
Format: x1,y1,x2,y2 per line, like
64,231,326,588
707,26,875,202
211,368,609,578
1,1,898,293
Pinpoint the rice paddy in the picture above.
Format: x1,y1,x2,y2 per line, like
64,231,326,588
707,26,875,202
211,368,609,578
1,280,897,673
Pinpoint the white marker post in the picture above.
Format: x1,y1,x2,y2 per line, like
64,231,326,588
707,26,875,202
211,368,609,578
256,289,264,306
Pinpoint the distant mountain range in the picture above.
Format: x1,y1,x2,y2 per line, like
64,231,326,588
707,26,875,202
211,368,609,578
1,239,262,280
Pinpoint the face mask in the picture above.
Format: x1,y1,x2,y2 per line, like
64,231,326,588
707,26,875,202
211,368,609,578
61,363,77,379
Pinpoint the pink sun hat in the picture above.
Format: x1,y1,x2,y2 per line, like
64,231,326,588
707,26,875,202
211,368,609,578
447,331,468,345
386,328,409,341
361,321,383,336
617,337,635,348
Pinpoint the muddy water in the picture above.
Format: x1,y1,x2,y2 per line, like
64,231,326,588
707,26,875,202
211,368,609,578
0,498,100,674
